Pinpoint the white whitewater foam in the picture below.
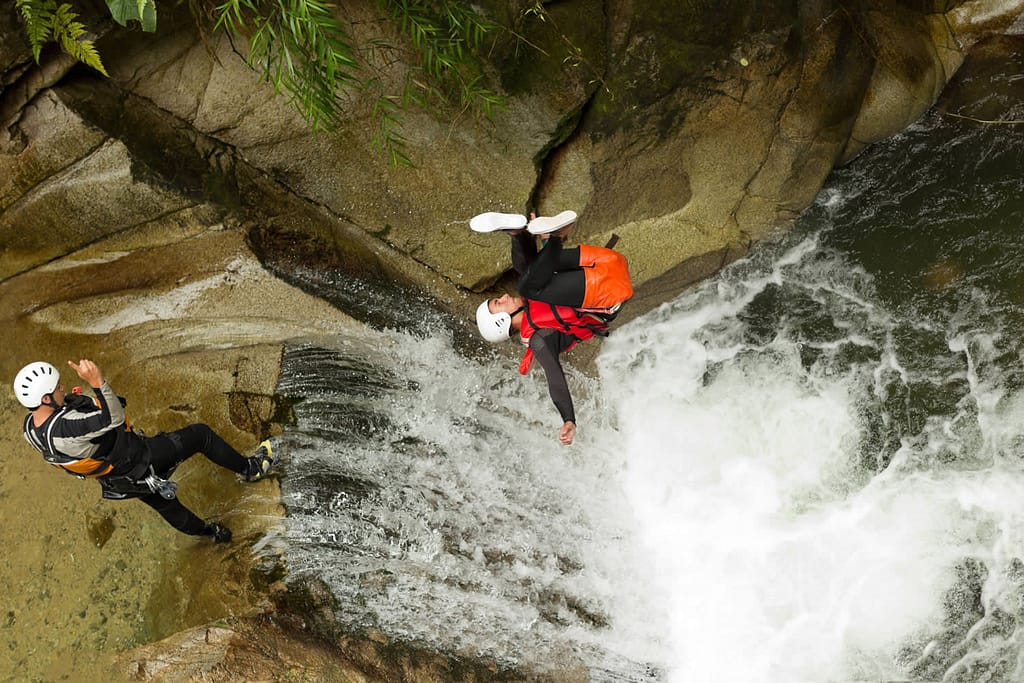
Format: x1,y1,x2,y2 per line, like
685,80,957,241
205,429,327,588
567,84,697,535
595,236,1024,682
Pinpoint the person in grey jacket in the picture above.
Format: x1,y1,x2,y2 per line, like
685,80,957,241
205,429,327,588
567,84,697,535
13,358,274,543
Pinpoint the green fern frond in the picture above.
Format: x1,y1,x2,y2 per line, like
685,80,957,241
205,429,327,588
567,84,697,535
59,32,109,77
15,0,56,61
51,3,109,75
16,0,108,75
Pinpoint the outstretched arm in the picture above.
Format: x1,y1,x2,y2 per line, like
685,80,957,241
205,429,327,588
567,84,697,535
64,359,126,433
529,330,577,445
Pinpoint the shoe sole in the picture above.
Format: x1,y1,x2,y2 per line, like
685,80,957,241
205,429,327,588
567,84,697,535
470,212,528,232
527,210,578,235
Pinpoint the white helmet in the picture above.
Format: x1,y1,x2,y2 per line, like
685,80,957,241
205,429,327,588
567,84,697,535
13,361,60,408
476,300,512,343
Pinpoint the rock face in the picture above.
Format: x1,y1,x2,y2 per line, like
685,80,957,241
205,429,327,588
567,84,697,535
0,207,364,680
3,1,1020,319
115,613,584,682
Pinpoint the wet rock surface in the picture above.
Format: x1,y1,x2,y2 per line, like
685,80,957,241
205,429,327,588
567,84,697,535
0,221,358,681
117,614,584,683
4,2,1018,319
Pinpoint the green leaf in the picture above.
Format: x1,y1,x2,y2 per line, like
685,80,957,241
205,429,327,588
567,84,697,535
105,0,134,25
139,0,156,32
105,0,157,32
208,0,502,166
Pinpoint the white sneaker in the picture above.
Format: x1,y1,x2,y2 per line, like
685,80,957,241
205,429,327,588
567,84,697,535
527,210,577,235
469,212,528,232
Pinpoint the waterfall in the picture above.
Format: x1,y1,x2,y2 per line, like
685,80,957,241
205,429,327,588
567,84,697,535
275,93,1024,680
599,230,1024,682
595,108,1024,682
276,336,664,679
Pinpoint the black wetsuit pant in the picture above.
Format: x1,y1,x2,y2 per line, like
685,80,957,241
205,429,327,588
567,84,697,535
137,424,250,536
516,235,586,307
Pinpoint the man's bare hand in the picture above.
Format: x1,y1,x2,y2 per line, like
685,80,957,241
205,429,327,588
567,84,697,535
68,359,104,388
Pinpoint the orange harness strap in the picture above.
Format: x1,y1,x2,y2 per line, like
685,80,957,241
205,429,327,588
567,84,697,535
54,459,114,478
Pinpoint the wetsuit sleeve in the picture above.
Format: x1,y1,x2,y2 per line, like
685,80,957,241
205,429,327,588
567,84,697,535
93,381,127,428
511,232,539,276
49,381,126,459
529,329,576,424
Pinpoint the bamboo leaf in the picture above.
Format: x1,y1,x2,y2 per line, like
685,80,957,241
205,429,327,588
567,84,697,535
207,0,504,165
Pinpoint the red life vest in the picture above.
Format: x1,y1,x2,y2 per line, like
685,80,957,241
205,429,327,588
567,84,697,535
518,301,609,374
517,241,633,374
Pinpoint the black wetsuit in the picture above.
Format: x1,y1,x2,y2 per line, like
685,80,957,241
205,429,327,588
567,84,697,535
112,425,251,535
512,233,587,424
514,233,586,307
23,383,252,536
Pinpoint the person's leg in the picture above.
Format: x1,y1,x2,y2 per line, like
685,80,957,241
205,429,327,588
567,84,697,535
555,245,583,271
511,231,539,275
137,427,246,542
517,237,586,307
137,492,210,536
522,271,586,307
150,424,250,475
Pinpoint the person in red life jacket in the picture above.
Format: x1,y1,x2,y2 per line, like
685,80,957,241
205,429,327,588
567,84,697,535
474,210,632,445
13,358,276,543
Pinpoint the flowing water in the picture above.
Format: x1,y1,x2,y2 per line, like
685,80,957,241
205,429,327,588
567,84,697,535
275,335,664,679
274,66,1024,682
